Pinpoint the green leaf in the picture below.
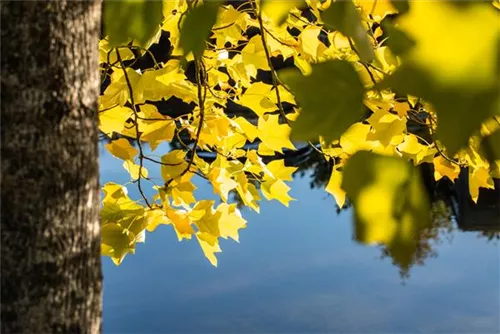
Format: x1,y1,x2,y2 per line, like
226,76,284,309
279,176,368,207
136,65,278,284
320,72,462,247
380,20,415,56
179,2,221,59
279,60,365,142
104,0,163,47
380,1,500,156
389,0,409,14
481,129,500,171
322,0,374,62
342,151,430,270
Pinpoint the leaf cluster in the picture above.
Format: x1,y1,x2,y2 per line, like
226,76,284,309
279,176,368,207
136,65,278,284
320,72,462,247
99,0,500,268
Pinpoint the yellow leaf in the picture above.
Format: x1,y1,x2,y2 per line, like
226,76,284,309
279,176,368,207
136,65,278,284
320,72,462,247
208,166,238,202
469,166,495,203
262,0,303,25
265,159,297,182
241,36,271,75
261,179,295,207
196,232,221,267
235,173,261,212
170,181,197,208
123,160,148,181
137,107,176,151
433,155,460,181
213,6,248,48
99,106,133,137
339,122,373,155
234,117,259,142
367,111,406,147
397,134,424,162
144,209,169,232
355,0,398,21
239,82,276,117
216,203,247,242
298,26,326,60
101,223,136,265
99,39,134,64
165,207,195,241
326,169,346,208
105,138,138,161
257,143,277,156
392,101,409,118
265,26,297,59
244,151,267,175
101,68,141,108
226,54,253,87
134,65,187,104
258,115,295,153
161,150,188,182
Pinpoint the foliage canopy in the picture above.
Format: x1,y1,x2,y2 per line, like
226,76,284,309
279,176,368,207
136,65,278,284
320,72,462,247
99,0,500,269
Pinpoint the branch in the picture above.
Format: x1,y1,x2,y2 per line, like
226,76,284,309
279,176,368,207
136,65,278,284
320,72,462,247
116,48,152,209
252,0,289,124
164,57,206,187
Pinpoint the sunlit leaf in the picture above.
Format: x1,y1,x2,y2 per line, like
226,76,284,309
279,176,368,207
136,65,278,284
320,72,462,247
326,168,346,208
101,223,136,265
105,138,138,161
262,0,304,25
381,1,500,155
433,155,460,182
196,232,221,267
123,160,148,181
355,0,399,20
322,0,375,61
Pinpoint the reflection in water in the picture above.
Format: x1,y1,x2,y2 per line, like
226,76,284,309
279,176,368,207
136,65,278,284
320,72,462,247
194,140,500,278
100,144,499,333
102,133,500,278
381,199,455,279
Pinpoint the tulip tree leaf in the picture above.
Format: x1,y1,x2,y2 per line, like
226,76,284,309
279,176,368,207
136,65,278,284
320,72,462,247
322,0,375,62
279,60,365,142
389,0,409,14
262,0,305,26
180,2,221,59
342,151,430,270
380,1,500,156
104,0,163,47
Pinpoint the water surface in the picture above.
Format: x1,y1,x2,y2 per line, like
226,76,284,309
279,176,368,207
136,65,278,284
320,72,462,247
100,145,499,333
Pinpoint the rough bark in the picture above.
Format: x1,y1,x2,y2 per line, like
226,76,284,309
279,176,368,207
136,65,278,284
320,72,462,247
1,1,102,333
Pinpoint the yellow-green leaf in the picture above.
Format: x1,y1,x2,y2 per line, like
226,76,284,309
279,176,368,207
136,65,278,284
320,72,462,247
180,2,221,59
322,0,375,62
342,151,430,270
104,0,163,47
279,60,365,142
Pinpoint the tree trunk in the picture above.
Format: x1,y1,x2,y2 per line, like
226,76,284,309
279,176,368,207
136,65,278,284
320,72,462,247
1,1,102,332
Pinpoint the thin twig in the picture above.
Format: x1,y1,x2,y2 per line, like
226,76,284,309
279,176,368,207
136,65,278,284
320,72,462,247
426,114,462,167
143,156,183,166
165,58,207,187
116,48,152,208
252,0,289,124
